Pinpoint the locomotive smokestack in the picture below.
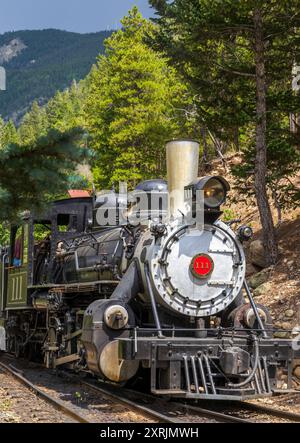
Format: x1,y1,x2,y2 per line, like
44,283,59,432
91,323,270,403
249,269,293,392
166,139,199,220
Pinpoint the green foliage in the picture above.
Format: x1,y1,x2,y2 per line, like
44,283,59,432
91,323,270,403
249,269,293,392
18,101,48,145
0,119,19,147
84,7,192,189
33,223,52,242
15,79,91,194
232,115,300,211
0,128,87,221
0,223,10,246
222,208,237,223
150,0,300,208
46,81,86,132
0,29,112,121
17,80,87,143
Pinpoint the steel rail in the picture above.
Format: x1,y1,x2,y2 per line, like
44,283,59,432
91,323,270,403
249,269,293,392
0,361,91,423
174,402,253,423
236,401,300,422
80,379,178,423
80,379,252,424
183,400,300,423
84,379,300,423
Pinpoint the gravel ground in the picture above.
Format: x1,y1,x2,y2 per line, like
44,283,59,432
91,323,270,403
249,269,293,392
0,357,217,423
250,392,300,414
0,368,75,423
18,368,215,423
189,397,300,423
0,357,154,423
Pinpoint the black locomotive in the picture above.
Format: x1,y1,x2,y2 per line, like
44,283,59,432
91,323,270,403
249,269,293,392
0,139,299,400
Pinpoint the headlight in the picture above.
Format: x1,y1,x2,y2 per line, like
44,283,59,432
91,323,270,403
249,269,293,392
203,178,227,208
184,175,230,211
238,225,253,242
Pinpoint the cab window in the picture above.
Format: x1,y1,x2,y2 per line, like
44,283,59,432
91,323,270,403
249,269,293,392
11,225,29,267
57,214,77,233
12,226,22,267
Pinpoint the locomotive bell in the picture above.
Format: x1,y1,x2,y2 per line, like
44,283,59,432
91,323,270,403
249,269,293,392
166,139,199,220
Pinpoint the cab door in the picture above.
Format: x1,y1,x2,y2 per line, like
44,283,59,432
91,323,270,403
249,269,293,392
6,225,29,309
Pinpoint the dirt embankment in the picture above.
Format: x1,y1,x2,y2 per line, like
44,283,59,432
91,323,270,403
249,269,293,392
209,155,300,336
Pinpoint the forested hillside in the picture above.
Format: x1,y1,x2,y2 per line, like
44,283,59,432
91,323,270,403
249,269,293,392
0,29,112,121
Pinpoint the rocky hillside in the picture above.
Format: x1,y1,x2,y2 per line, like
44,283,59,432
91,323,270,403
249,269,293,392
0,29,112,123
211,156,300,346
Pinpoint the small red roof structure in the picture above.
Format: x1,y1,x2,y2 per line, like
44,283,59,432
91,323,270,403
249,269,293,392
68,190,90,198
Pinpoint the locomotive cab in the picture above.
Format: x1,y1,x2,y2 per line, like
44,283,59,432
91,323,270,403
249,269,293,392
0,195,93,355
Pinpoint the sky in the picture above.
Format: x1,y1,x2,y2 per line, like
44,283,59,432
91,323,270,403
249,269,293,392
0,0,154,34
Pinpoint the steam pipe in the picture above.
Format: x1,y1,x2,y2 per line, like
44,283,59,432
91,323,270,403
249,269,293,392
166,139,199,220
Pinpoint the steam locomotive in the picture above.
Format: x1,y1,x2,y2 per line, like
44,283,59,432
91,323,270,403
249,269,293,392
0,139,299,400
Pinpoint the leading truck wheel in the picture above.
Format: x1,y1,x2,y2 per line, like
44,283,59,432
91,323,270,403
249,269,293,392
226,303,273,336
99,340,139,383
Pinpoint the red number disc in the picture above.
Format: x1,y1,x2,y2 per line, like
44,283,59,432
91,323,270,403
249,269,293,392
191,254,214,279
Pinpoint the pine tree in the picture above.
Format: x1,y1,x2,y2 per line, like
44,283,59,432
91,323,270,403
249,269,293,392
0,128,87,221
84,7,191,189
46,81,86,133
149,0,300,265
1,120,19,147
0,117,5,149
18,101,48,145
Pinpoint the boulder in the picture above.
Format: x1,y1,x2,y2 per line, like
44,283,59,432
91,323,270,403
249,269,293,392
253,282,272,297
285,309,294,318
275,322,292,330
274,331,290,338
248,269,270,289
245,262,260,277
249,240,267,268
294,366,300,380
281,322,292,330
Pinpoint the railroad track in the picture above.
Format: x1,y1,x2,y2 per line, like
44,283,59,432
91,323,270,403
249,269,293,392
235,400,300,422
80,378,300,423
79,379,180,423
0,355,249,423
182,399,300,423
2,355,300,423
0,356,176,423
0,361,90,423
80,379,251,423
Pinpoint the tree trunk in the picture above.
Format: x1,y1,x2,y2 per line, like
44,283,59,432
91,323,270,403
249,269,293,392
208,130,227,171
234,126,240,153
253,8,278,265
201,127,209,170
272,187,282,226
